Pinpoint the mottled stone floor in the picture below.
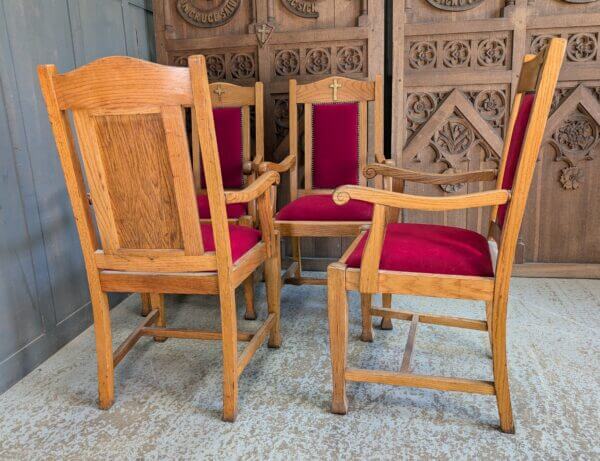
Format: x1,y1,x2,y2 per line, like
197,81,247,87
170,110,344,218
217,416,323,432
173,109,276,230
0,276,599,460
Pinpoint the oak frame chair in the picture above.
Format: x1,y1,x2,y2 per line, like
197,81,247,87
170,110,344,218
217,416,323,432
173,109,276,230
38,54,281,422
260,75,388,286
327,38,566,433
141,81,265,320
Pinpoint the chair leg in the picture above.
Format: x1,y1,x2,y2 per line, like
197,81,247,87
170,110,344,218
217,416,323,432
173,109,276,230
292,236,302,279
219,285,239,422
151,294,167,342
491,298,515,434
140,293,151,316
265,234,282,348
328,263,348,415
360,294,373,342
243,276,256,320
380,293,393,330
91,290,115,410
485,300,494,352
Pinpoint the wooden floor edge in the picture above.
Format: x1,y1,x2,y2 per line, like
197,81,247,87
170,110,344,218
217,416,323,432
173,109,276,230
344,368,496,395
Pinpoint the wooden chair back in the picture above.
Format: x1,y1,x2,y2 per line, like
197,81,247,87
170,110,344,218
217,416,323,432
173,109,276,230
38,56,234,273
192,82,264,193
488,38,566,281
288,75,384,201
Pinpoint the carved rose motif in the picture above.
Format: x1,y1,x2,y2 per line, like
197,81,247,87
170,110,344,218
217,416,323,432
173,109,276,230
554,114,598,156
306,48,331,75
477,39,506,67
409,42,436,69
434,117,475,157
230,53,255,79
206,54,226,79
275,49,300,76
531,34,556,54
567,33,597,62
474,90,506,124
406,93,437,123
337,47,363,73
560,166,584,190
173,55,189,66
443,41,470,68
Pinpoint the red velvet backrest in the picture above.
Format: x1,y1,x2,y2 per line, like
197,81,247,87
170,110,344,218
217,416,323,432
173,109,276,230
496,92,536,228
201,107,244,189
311,102,360,189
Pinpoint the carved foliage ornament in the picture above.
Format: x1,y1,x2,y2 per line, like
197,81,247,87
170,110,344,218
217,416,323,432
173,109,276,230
275,49,300,76
306,48,331,75
567,33,597,62
409,42,436,69
177,0,241,28
281,0,319,18
426,0,485,11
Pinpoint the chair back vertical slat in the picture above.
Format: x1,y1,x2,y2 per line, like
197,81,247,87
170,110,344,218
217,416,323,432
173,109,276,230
289,79,299,201
304,103,313,193
358,100,368,187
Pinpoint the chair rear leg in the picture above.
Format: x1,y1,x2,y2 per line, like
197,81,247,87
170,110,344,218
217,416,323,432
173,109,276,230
243,276,257,320
380,294,393,330
360,293,373,342
491,298,515,433
140,293,151,316
265,234,282,348
91,290,115,409
328,264,348,415
151,294,167,342
220,285,239,422
292,236,302,279
485,300,494,352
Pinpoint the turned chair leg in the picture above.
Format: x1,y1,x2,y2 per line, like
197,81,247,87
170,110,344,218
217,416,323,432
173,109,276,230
151,293,167,342
360,293,373,342
91,290,115,410
140,293,151,316
491,298,515,434
220,285,239,422
380,293,393,330
243,276,256,320
328,263,348,415
265,234,281,348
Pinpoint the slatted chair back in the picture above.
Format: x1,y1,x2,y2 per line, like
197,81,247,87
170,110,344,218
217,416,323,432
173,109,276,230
38,56,232,273
487,39,566,281
289,75,384,201
192,82,264,193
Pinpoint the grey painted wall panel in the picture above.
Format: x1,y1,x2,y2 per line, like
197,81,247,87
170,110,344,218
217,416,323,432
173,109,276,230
0,0,154,393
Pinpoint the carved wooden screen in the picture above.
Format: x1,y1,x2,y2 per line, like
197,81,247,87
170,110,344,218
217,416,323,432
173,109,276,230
153,0,384,264
392,0,600,277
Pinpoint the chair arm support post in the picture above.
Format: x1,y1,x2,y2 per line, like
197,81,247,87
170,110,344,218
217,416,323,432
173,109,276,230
225,171,280,204
333,185,510,212
363,163,497,185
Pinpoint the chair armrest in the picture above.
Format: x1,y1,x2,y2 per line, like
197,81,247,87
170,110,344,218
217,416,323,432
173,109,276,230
257,153,296,174
333,185,510,212
363,163,497,185
225,171,280,204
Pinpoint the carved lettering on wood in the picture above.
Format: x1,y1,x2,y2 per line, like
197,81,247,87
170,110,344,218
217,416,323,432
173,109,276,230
281,0,319,18
176,0,241,28
425,0,485,12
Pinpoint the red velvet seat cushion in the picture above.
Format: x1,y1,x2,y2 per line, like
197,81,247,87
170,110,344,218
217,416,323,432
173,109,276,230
346,223,494,277
497,92,535,227
276,194,373,222
196,194,247,219
312,102,360,189
200,107,244,189
200,223,261,263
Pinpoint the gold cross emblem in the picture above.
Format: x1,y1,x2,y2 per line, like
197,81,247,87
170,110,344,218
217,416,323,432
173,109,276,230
213,84,225,101
329,78,342,101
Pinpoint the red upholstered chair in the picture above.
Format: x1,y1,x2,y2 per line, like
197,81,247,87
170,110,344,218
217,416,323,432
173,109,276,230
141,82,265,320
327,39,566,432
260,76,388,286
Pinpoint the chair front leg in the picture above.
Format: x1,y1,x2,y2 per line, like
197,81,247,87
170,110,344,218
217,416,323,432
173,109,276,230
380,294,393,330
328,263,348,414
220,284,239,422
265,233,282,348
140,293,151,316
91,290,115,410
291,236,302,279
151,294,167,342
243,276,256,320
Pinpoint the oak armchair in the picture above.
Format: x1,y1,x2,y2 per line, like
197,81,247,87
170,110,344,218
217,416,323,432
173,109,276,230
327,38,566,432
38,55,281,422
260,75,387,286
